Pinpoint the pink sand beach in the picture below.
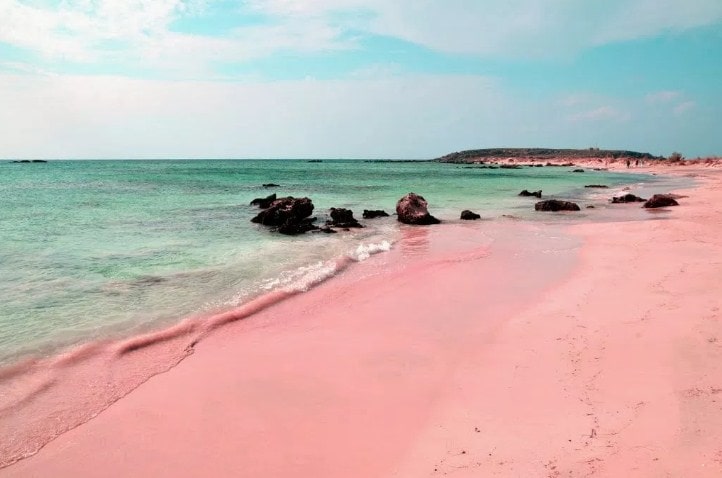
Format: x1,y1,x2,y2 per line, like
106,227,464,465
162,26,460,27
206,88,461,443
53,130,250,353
2,164,722,477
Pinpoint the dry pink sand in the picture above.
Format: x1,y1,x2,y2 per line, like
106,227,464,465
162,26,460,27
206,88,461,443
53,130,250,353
3,167,722,477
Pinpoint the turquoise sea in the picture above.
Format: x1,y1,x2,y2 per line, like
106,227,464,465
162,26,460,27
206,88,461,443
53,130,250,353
0,159,666,365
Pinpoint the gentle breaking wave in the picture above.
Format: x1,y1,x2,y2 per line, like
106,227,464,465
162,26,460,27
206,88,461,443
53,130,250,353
0,239,394,469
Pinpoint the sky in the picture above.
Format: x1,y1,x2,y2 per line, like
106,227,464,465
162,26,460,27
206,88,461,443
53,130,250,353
0,0,721,159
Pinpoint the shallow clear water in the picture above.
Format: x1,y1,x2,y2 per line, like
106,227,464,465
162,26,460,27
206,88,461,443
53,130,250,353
0,159,666,363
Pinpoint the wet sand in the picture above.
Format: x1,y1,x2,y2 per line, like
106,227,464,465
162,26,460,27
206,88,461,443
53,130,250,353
2,165,722,477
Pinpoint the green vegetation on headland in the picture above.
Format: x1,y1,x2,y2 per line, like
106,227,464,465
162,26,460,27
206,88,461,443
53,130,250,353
436,148,664,163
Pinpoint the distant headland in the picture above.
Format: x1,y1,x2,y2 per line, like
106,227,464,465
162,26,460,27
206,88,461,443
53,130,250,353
436,148,663,163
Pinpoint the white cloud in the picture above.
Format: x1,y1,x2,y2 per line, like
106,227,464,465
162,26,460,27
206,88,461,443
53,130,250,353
568,105,630,122
0,72,507,158
1,72,717,159
645,90,681,104
2,0,721,76
673,100,695,115
246,0,722,58
0,0,352,76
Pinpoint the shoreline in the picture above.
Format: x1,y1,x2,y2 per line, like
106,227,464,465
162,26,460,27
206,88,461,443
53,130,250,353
3,165,721,476
1,218,584,476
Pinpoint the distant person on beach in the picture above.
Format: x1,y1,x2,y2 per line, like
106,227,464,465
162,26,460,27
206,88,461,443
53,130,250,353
626,159,631,168
635,159,639,167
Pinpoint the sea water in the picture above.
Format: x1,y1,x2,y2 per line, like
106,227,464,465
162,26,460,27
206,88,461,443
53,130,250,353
0,159,668,364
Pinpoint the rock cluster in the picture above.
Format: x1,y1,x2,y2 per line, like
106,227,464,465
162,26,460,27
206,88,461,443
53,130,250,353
250,193,277,209
362,209,389,219
251,197,317,235
460,210,481,220
643,194,679,208
396,193,441,225
535,200,581,212
327,208,363,228
610,194,646,203
519,189,542,198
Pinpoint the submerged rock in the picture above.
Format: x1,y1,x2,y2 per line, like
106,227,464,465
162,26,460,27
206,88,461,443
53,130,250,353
460,210,481,220
396,193,441,225
572,169,585,173
250,193,277,208
585,184,609,188
643,194,679,208
262,183,280,188
327,207,363,228
534,199,581,212
277,218,319,235
362,209,389,219
610,193,646,203
519,189,542,198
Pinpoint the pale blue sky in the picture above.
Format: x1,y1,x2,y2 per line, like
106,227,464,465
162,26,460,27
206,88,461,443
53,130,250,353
1,0,720,159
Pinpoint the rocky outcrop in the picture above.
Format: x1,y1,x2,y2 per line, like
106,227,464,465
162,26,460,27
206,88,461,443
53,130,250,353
460,210,481,220
611,194,646,203
519,189,542,198
534,200,581,212
250,193,277,208
327,208,363,228
572,169,585,173
277,219,318,235
585,184,609,188
396,193,441,225
437,148,661,163
362,209,389,219
251,197,317,234
643,194,679,208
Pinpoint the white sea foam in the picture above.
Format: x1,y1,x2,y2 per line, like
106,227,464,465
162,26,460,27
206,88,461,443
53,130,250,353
349,240,392,262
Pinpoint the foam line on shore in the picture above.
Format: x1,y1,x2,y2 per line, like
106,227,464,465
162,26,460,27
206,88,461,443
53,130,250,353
0,239,395,468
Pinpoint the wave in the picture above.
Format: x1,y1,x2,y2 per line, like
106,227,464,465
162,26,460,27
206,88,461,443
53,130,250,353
0,239,394,469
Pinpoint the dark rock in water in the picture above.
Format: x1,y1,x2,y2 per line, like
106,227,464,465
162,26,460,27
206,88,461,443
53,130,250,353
262,183,280,188
327,207,363,228
519,189,542,198
643,194,679,208
460,210,481,220
277,218,319,235
396,193,441,225
534,164,544,167
611,193,646,204
31,160,48,163
586,205,596,209
250,193,277,209
251,196,314,231
362,209,389,219
585,184,609,188
572,169,585,173
535,200,581,212
500,164,522,169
